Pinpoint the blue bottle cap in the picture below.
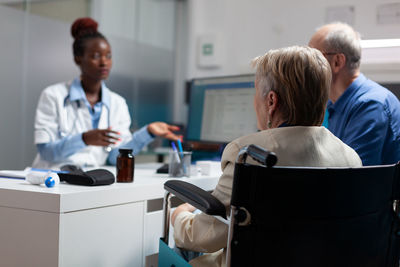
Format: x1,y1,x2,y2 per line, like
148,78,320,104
45,177,55,188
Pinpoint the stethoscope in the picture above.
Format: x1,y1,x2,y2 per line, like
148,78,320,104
60,94,113,152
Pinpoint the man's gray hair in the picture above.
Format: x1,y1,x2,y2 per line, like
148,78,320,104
321,22,361,73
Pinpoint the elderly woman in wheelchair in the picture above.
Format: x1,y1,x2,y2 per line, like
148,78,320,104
170,46,362,267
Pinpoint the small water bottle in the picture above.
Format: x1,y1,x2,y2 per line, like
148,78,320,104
116,149,134,183
26,171,60,188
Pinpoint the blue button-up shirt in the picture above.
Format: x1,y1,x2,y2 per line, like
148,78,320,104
327,73,400,166
68,78,111,129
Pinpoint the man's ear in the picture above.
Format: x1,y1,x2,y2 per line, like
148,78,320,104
331,53,346,73
74,56,81,66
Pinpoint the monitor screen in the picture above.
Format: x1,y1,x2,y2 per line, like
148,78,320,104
186,74,258,143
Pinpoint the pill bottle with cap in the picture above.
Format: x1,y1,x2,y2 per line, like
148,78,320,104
116,149,134,183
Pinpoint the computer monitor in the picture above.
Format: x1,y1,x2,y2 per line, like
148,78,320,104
186,74,258,143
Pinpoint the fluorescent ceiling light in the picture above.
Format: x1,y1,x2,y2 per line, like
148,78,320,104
361,39,400,48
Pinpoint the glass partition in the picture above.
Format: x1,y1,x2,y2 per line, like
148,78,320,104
0,4,25,169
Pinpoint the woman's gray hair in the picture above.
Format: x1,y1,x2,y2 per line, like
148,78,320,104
321,22,361,74
251,46,331,126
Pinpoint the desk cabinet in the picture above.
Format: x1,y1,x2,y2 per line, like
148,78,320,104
0,167,219,267
1,206,60,266
60,202,144,267
1,202,144,267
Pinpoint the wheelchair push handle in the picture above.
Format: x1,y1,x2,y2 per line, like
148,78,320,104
236,144,277,167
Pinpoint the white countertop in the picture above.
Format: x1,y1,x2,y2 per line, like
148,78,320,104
0,163,221,213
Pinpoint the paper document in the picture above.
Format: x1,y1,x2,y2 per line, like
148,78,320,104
0,167,32,179
0,167,71,179
0,167,47,179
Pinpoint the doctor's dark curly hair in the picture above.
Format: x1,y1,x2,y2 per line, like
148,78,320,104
71,17,108,57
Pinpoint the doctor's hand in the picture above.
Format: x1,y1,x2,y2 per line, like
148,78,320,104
82,128,121,146
147,122,182,141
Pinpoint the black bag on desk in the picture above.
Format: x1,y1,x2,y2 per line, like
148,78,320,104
59,166,115,186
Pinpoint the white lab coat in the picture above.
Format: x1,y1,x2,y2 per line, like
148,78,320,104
32,81,132,169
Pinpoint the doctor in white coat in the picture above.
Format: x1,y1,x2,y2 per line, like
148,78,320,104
33,17,180,169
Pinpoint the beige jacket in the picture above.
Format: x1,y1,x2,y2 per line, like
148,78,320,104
173,126,362,267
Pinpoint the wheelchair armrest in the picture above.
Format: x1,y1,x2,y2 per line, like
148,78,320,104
164,180,227,219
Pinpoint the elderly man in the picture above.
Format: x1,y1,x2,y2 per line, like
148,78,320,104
309,22,400,166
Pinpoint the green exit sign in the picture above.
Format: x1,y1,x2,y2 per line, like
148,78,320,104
202,43,213,56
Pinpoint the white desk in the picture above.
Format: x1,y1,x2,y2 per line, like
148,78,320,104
0,164,220,267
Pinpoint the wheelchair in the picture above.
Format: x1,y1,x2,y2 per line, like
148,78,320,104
159,144,400,267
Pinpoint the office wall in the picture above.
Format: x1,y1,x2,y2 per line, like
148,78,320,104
0,4,82,169
169,0,400,124
24,14,79,168
3,0,89,21
0,6,25,170
184,0,277,79
92,0,176,129
183,0,400,79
